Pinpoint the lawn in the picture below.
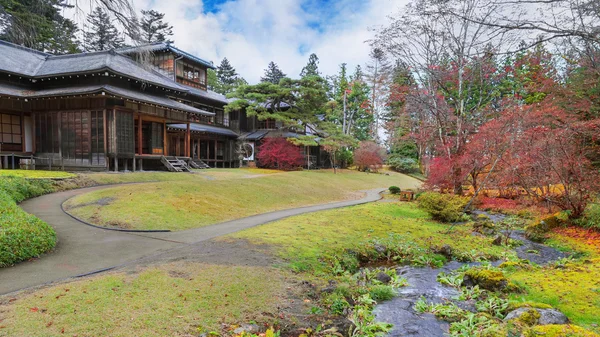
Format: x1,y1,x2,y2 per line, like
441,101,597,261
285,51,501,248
226,202,515,274
0,169,76,179
0,262,290,337
64,170,421,231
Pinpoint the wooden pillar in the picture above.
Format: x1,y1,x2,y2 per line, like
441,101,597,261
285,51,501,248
214,140,217,166
163,122,167,156
20,111,25,153
57,112,63,170
138,115,143,155
133,156,136,172
114,157,118,172
103,110,108,171
139,158,143,171
31,113,36,154
186,122,191,158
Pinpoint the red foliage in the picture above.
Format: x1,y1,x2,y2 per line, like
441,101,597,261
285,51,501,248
256,138,304,170
553,227,600,254
354,141,385,171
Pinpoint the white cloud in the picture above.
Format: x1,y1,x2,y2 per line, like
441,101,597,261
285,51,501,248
68,0,408,83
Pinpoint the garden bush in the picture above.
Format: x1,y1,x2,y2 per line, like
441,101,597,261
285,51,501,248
0,177,57,267
387,154,419,174
416,192,470,223
388,186,401,195
576,202,600,230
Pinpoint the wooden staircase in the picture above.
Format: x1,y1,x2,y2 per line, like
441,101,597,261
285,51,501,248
191,159,210,169
161,156,191,172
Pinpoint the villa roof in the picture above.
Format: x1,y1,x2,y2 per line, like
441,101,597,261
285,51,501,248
0,82,214,116
0,40,188,93
118,42,216,69
168,123,239,137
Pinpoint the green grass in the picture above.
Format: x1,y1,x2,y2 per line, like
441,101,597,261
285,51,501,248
65,170,421,231
0,177,57,267
226,202,514,274
0,262,288,337
0,170,76,179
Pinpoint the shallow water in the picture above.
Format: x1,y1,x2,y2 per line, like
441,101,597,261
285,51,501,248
374,211,566,336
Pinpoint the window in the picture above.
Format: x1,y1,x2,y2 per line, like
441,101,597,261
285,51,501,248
258,118,277,130
177,61,207,86
0,113,21,145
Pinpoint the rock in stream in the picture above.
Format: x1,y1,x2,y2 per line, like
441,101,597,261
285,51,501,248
374,211,567,337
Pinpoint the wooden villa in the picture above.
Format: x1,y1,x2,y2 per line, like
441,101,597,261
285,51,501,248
0,40,327,171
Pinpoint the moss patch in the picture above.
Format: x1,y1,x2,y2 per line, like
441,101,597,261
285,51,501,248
0,170,76,180
527,325,600,337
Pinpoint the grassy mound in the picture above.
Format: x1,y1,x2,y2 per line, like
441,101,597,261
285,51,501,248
65,170,422,231
0,177,57,267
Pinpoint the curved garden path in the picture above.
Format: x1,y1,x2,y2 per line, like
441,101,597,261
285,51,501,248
0,184,385,295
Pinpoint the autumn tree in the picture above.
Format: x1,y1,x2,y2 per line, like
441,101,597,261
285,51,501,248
256,138,304,170
354,141,386,172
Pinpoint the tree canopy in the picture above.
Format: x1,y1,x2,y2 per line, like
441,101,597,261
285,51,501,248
84,6,124,52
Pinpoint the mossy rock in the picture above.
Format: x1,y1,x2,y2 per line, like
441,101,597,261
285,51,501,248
526,324,600,337
508,301,553,311
525,215,563,242
498,261,529,271
463,269,508,291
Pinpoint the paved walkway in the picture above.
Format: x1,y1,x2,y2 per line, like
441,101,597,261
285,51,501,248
0,185,384,295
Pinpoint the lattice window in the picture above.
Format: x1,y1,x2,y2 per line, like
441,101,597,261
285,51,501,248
0,113,21,145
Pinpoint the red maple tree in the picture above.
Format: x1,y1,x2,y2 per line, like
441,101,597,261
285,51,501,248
256,138,304,171
354,141,386,172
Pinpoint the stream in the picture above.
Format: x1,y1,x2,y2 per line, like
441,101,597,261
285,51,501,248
373,212,567,337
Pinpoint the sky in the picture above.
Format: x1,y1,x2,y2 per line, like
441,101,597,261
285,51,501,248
67,0,407,83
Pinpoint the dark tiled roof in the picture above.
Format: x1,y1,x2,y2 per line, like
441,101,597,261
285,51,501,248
118,42,216,69
0,41,188,92
186,86,229,104
239,130,270,141
0,82,213,117
168,123,238,137
0,40,49,76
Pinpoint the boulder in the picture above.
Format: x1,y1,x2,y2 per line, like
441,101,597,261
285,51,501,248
376,272,392,284
492,235,503,246
433,245,454,258
463,269,508,291
504,308,568,325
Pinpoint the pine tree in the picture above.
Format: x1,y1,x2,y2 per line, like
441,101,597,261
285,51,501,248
139,9,173,44
217,58,237,86
300,53,320,78
0,0,80,53
261,61,286,84
84,7,124,52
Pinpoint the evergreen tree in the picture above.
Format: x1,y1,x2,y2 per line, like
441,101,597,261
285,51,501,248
365,48,391,143
300,53,320,78
0,0,80,53
208,58,247,94
261,61,286,84
139,9,173,44
84,7,124,52
217,58,237,86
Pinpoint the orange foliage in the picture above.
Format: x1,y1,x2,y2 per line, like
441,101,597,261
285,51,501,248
553,227,600,255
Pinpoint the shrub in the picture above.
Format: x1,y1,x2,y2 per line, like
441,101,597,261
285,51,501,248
368,285,395,302
576,203,600,230
388,186,401,195
354,141,385,172
525,214,564,242
417,192,470,223
0,177,57,267
387,155,419,174
256,138,304,170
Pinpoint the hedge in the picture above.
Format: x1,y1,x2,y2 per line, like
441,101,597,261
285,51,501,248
0,177,57,267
